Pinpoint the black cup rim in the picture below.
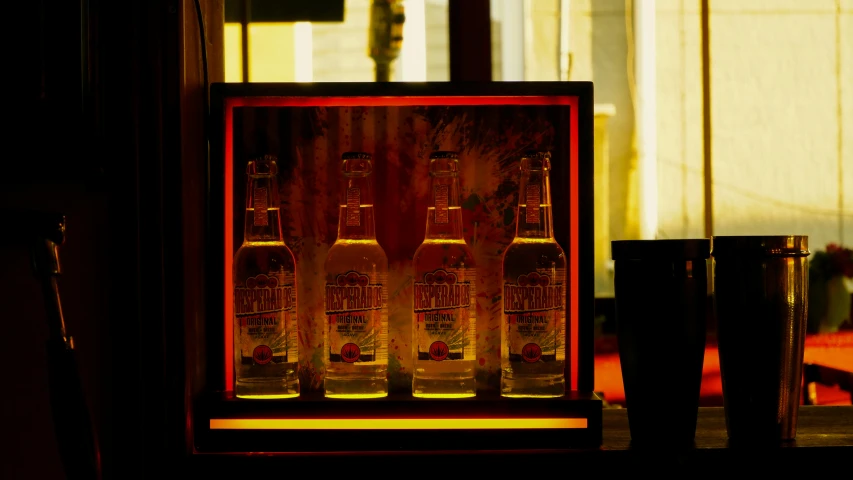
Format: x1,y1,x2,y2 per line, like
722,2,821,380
711,235,809,258
611,239,711,261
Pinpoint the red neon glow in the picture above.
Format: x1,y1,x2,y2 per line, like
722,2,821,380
568,101,579,391
224,95,580,392
224,106,234,388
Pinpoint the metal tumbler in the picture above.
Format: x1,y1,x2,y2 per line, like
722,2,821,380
712,235,809,444
612,239,711,447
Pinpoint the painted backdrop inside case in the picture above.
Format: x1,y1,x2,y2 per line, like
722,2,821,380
230,104,574,393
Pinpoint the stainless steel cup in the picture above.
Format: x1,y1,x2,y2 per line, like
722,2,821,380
712,235,809,444
611,239,711,447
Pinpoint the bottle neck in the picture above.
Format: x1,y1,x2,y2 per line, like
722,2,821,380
337,174,377,240
516,168,555,239
425,172,464,240
243,174,284,243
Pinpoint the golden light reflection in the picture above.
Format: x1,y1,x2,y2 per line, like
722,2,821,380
224,22,310,82
224,23,242,83
787,256,796,306
248,23,296,82
210,418,588,430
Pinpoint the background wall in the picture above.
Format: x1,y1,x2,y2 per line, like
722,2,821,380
568,0,851,254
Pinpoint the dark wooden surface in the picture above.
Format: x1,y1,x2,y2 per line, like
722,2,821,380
183,406,852,475
602,405,853,449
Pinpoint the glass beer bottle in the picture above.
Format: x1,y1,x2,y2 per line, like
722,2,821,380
412,150,478,398
501,151,566,398
233,154,300,399
323,152,389,398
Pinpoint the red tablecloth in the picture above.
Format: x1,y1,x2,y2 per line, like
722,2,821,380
594,332,852,407
803,332,853,372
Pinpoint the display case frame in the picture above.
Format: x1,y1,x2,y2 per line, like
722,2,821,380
198,81,599,454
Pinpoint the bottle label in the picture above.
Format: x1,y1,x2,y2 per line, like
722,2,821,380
526,185,541,224
324,272,385,363
434,185,449,224
234,273,296,364
413,268,476,361
253,187,268,226
346,188,361,227
504,271,564,363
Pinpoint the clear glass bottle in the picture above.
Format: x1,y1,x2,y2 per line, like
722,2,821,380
411,150,478,398
501,151,566,398
323,152,389,398
233,154,300,399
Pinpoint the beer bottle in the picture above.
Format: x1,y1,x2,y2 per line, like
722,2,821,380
501,151,566,398
411,151,478,398
233,154,299,399
323,152,389,398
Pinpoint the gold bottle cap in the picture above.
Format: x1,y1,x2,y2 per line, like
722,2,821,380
246,154,278,175
341,151,372,160
341,152,373,175
429,151,459,160
522,151,551,159
521,151,552,170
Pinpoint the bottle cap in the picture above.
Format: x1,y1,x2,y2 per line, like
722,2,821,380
429,151,459,160
341,152,372,160
521,151,552,170
522,151,551,159
246,154,278,175
611,239,711,261
341,151,373,175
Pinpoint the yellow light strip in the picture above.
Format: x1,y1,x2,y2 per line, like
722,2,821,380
210,418,587,430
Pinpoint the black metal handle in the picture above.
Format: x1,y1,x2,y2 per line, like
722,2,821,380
46,337,102,480
1,209,102,480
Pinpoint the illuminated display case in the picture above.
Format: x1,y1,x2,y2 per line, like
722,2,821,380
197,81,599,454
